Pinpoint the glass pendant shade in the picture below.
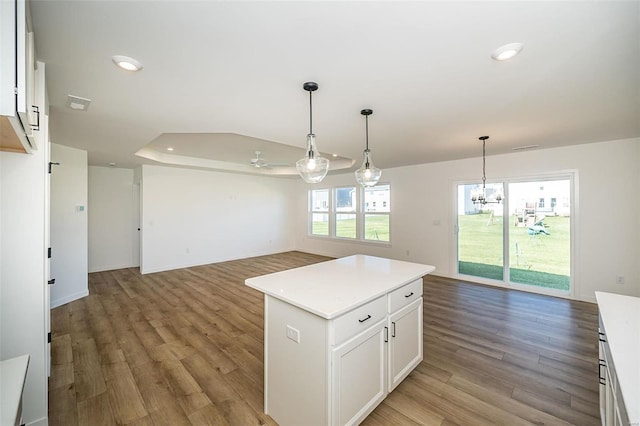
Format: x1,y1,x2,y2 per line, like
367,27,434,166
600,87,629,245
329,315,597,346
296,134,329,183
355,108,382,187
355,149,381,187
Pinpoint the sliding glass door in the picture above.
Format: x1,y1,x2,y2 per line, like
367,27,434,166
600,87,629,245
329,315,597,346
507,179,571,291
457,183,504,280
457,176,572,295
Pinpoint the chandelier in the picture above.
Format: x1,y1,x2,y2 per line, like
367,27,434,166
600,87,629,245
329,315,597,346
471,136,502,205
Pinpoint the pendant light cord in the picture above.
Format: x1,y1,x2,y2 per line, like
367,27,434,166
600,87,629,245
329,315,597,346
482,139,486,190
365,115,369,150
309,90,313,134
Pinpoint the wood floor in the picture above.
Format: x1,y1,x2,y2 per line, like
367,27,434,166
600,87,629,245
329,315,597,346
48,251,601,426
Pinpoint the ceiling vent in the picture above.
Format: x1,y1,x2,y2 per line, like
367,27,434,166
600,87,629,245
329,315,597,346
66,95,91,111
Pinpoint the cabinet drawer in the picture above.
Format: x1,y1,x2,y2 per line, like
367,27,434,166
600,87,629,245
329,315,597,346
332,296,387,346
389,279,423,313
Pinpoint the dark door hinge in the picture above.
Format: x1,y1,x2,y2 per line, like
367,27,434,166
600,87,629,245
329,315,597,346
48,162,60,174
48,247,51,258
48,279,55,285
47,332,51,343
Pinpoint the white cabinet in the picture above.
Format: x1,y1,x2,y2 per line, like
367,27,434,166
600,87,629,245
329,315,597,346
598,317,630,426
388,298,423,391
331,320,387,426
260,277,426,426
1,0,39,153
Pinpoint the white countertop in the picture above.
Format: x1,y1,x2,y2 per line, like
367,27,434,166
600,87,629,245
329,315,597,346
0,354,30,426
595,291,640,425
245,255,435,319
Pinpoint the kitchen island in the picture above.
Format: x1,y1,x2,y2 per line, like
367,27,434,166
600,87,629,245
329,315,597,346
245,255,435,426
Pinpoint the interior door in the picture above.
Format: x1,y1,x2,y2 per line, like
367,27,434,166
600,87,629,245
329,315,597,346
44,124,51,376
132,182,140,267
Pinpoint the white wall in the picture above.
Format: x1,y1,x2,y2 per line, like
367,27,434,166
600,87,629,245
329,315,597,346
0,145,49,425
50,143,88,308
296,138,640,302
88,166,138,272
141,165,297,273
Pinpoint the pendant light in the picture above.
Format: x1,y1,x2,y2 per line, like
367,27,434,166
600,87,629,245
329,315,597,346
471,136,502,205
354,109,382,187
296,82,330,183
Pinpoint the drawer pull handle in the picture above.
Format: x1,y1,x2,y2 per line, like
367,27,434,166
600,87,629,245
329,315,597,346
598,359,606,385
358,314,372,323
404,292,414,298
598,331,606,343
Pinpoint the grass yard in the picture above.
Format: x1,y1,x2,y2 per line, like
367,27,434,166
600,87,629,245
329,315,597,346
458,212,570,291
312,215,390,242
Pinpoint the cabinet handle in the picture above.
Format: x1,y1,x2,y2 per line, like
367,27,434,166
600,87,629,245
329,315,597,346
48,279,55,285
391,321,396,338
598,331,606,343
31,105,40,131
358,314,371,323
384,326,388,343
598,359,606,385
404,292,414,298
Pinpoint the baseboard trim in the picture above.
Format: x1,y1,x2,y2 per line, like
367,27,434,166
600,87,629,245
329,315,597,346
51,290,90,308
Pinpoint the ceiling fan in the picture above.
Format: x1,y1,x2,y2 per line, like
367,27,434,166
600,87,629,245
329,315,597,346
249,151,289,169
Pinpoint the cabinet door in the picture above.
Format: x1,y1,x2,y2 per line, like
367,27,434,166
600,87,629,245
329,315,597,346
388,298,422,392
331,320,387,426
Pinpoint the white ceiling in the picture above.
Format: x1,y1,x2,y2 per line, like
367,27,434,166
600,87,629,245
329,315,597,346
30,1,640,175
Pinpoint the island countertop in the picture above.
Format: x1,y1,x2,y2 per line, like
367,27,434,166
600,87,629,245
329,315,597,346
595,291,639,425
245,254,435,319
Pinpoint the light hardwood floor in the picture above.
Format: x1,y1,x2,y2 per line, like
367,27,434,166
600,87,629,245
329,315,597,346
48,251,600,425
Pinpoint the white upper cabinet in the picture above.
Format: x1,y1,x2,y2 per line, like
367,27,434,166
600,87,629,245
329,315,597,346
1,0,39,153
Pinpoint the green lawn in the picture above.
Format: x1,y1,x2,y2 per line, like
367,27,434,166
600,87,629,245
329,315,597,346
312,215,389,242
458,213,570,291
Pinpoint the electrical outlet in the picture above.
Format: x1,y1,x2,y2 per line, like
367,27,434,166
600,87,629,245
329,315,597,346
616,276,625,285
286,325,300,343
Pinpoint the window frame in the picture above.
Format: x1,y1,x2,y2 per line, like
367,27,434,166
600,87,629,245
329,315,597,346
306,183,391,244
334,186,358,240
308,188,331,237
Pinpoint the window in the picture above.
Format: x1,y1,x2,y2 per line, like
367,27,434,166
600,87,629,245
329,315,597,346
538,198,545,208
364,184,390,242
551,197,557,209
308,184,391,243
335,187,356,239
310,189,329,236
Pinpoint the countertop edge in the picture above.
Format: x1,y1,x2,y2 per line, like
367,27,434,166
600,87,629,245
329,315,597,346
247,270,433,319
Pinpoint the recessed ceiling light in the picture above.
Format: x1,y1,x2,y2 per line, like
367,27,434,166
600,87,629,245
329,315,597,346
491,43,524,61
112,55,143,72
167,147,174,151
108,162,116,167
332,153,338,157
